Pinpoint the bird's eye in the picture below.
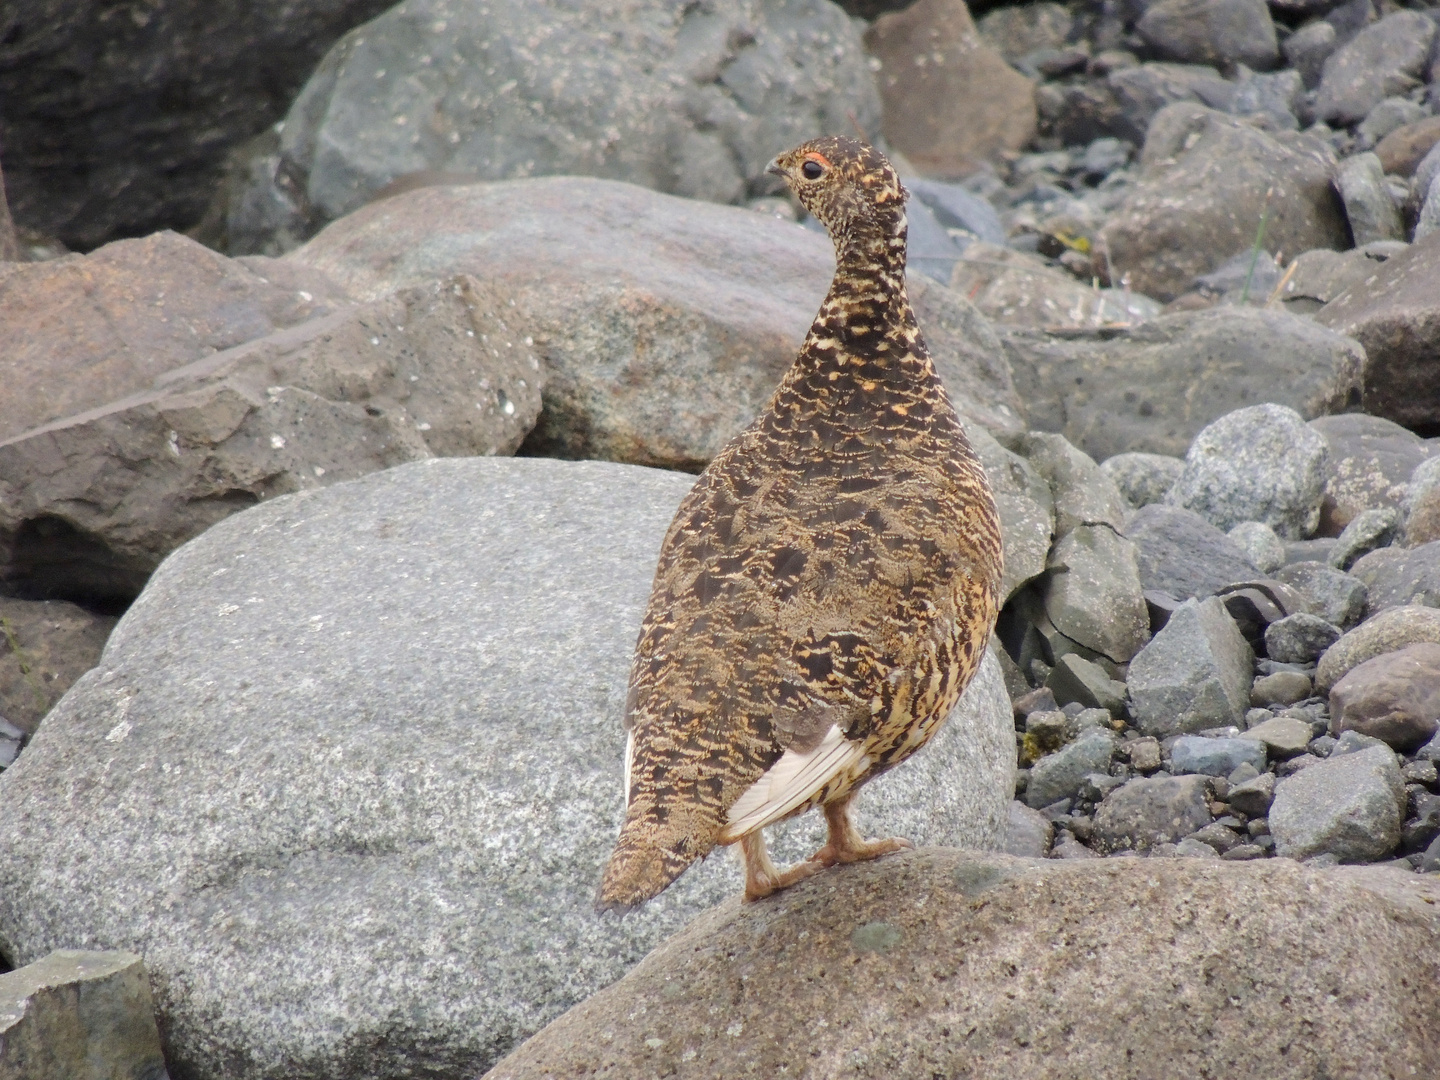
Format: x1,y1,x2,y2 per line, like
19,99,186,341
801,159,824,180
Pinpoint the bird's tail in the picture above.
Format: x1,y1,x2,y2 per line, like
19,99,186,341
594,811,717,914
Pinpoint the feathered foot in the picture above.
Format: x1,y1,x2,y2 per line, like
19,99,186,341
810,793,912,866
739,829,825,902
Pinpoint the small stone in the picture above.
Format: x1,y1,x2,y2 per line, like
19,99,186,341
1013,686,1059,719
1166,404,1329,540
1175,837,1222,858
1329,729,1390,758
1227,770,1277,816
1349,541,1440,619
1402,759,1438,787
1247,817,1270,837
1420,834,1440,873
1334,152,1405,246
1002,800,1055,858
1418,731,1440,762
1128,504,1262,602
1357,98,1429,150
1265,613,1342,664
1329,507,1400,572
1277,754,1320,777
1309,735,1338,757
1134,0,1278,71
1125,736,1163,773
1043,524,1152,664
1274,561,1368,629
1270,744,1405,861
1228,761,1261,785
1316,605,1440,693
1051,832,1098,859
1046,653,1129,716
1221,842,1266,860
1023,710,1070,762
1079,772,1127,802
1375,115,1440,178
1403,456,1440,548
1251,669,1313,707
1313,12,1437,126
1093,773,1214,852
1128,596,1254,737
1170,734,1267,777
1227,521,1285,575
1188,821,1245,853
1025,729,1119,809
1244,715,1315,758
1244,707,1272,728
1101,451,1184,510
1329,642,1440,752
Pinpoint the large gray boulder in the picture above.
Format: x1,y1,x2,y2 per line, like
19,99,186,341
0,276,542,605
1097,104,1347,302
0,0,394,250
289,176,1026,466
0,457,1014,1080
484,851,1440,1079
227,0,880,249
999,305,1365,462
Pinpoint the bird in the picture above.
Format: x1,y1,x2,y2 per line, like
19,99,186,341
595,136,1002,912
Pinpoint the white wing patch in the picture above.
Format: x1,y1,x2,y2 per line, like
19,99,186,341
719,724,868,843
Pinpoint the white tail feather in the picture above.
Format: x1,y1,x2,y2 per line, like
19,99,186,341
719,724,867,842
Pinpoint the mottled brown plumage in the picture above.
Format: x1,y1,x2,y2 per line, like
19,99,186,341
596,136,1002,912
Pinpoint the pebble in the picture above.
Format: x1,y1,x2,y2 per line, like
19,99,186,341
1125,736,1163,773
1250,669,1312,707
1169,735,1267,777
1273,562,1367,630
1264,613,1342,664
1093,774,1214,852
1227,521,1285,575
1025,728,1119,809
1227,770,1277,816
1244,714,1315,758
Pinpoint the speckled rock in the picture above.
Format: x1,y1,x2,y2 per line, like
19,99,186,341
1270,744,1405,861
227,0,881,243
1404,457,1440,547
1025,729,1119,810
483,852,1440,1080
0,950,168,1080
1126,503,1259,602
1169,735,1267,777
1274,561,1367,629
0,599,117,736
865,0,1037,177
1244,714,1316,758
1092,774,1214,851
1313,12,1437,126
1001,800,1054,858
1350,542,1440,619
0,275,544,605
1097,104,1346,302
1000,305,1365,462
1128,596,1254,737
1328,508,1399,572
1227,522,1285,575
1334,152,1404,246
1329,643,1440,752
1227,770,1276,816
1167,404,1328,540
1042,526,1151,664
1310,413,1434,535
1101,452,1184,509
1316,230,1440,432
0,458,1015,1080
1317,605,1440,693
1135,0,1278,72
1264,612,1342,664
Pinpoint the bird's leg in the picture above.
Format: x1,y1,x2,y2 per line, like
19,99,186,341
810,792,913,866
739,829,824,902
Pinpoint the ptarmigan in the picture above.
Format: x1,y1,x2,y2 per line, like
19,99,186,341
596,136,1002,911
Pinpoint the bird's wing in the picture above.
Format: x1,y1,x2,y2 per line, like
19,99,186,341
717,719,867,843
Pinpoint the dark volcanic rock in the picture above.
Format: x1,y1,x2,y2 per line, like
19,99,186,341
0,0,395,250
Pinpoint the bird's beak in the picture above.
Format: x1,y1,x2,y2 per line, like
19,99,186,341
765,157,784,178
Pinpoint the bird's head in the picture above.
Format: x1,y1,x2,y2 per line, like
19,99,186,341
766,136,907,250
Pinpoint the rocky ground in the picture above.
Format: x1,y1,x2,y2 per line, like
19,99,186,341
3,0,1440,1077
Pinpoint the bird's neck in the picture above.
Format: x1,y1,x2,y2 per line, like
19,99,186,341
804,214,916,366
